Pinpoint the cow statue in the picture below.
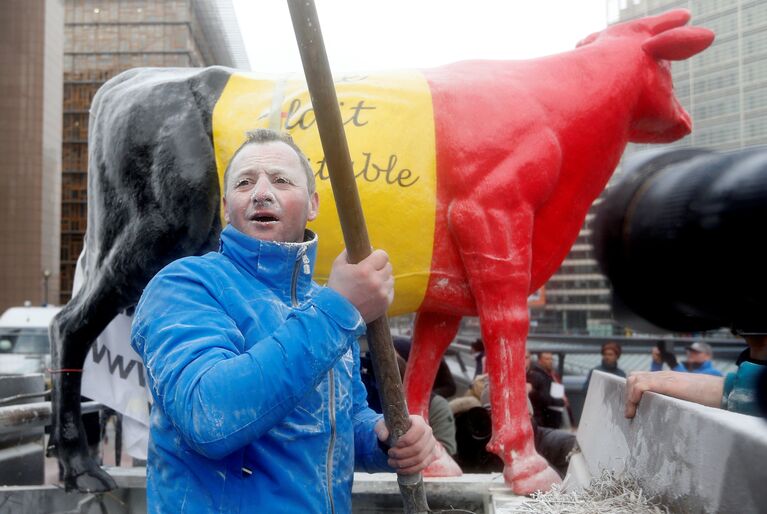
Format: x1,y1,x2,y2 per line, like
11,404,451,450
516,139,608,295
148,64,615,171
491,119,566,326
49,9,713,494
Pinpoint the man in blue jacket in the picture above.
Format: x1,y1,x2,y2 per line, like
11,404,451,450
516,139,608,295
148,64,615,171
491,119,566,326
131,129,437,513
651,341,723,376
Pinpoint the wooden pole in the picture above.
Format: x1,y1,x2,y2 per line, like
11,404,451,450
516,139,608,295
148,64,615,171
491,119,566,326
287,1,430,512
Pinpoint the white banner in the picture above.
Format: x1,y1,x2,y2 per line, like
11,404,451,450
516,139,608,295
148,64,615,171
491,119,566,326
75,250,151,460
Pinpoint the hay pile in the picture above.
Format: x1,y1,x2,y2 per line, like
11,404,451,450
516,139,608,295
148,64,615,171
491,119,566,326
499,471,670,514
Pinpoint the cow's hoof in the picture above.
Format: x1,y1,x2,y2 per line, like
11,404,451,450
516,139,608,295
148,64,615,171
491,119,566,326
63,455,117,492
422,442,462,477
504,454,561,496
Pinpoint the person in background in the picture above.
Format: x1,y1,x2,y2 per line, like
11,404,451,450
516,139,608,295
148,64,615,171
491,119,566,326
454,354,576,477
361,350,457,456
527,352,567,429
652,340,723,376
392,336,457,399
395,355,457,457
583,341,626,392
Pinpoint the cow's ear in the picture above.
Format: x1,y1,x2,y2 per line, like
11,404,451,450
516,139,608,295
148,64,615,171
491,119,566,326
643,26,715,61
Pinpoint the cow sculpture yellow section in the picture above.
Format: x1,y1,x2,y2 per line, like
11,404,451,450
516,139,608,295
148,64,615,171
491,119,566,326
213,72,437,315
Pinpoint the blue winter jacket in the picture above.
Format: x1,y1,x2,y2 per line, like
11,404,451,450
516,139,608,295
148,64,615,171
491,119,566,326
131,225,391,514
651,359,723,376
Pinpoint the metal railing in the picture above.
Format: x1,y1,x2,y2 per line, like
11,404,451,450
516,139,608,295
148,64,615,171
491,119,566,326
0,400,102,434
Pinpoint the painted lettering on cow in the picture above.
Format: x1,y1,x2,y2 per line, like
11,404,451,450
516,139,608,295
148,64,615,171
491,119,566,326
312,152,419,188
284,98,376,130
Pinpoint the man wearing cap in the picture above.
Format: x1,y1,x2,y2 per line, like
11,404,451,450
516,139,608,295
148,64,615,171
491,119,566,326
651,341,723,376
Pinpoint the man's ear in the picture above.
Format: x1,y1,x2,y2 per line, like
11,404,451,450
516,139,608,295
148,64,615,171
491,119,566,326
223,195,230,223
307,191,319,221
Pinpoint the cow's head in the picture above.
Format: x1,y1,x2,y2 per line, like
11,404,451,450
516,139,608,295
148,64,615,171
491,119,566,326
578,9,714,143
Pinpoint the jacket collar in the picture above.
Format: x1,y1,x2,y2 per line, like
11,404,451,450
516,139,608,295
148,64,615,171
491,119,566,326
219,224,318,303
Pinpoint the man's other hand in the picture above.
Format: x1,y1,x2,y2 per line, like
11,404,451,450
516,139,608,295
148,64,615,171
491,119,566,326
327,249,394,323
375,416,437,475
625,370,724,419
625,371,658,419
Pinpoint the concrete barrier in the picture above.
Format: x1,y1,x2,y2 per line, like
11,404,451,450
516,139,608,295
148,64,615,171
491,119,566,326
575,371,767,513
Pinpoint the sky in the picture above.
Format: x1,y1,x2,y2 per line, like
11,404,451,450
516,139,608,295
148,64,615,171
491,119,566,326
231,1,612,73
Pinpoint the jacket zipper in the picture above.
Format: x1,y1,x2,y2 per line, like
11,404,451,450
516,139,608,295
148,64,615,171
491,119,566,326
291,247,336,512
327,369,336,514
290,247,305,306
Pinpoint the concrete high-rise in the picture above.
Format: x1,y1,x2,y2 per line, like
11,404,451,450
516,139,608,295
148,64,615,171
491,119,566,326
0,0,64,311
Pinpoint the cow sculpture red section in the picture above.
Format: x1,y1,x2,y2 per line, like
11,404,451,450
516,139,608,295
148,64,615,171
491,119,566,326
405,9,713,492
50,8,712,496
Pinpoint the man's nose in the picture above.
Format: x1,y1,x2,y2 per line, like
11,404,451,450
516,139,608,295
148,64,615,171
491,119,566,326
251,176,275,202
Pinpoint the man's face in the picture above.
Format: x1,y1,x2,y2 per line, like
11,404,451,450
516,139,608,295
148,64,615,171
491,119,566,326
538,352,554,371
686,349,710,365
602,348,618,366
525,351,531,371
223,142,319,243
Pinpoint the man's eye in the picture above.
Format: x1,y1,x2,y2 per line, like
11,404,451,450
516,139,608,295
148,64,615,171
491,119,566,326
235,179,251,188
274,177,291,185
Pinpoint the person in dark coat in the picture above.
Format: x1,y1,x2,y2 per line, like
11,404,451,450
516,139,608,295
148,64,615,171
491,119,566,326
527,352,566,429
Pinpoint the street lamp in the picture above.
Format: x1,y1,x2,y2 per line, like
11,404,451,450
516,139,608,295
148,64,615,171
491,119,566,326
42,268,51,306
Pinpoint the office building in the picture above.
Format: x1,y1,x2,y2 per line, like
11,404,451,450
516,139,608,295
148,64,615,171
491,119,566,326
60,0,249,303
0,0,64,311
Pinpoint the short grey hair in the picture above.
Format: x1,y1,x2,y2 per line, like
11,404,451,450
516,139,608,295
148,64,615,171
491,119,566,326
222,128,316,195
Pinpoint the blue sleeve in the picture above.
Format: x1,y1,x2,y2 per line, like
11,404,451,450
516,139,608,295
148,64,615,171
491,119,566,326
722,371,736,407
350,341,393,473
650,361,664,372
131,261,365,460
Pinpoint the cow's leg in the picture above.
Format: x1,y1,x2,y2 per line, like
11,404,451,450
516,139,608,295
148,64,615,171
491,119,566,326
449,202,560,494
405,311,462,476
49,281,121,492
405,311,460,417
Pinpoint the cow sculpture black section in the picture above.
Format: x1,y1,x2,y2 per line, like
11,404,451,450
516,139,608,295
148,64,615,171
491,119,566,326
594,145,767,334
48,67,230,491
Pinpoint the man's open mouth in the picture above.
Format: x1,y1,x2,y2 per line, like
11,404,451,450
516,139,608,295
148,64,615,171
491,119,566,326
252,215,279,223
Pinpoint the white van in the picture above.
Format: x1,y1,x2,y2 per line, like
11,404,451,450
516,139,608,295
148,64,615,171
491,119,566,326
0,303,62,375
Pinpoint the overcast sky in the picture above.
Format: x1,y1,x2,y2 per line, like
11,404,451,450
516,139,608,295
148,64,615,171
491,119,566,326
231,1,613,73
